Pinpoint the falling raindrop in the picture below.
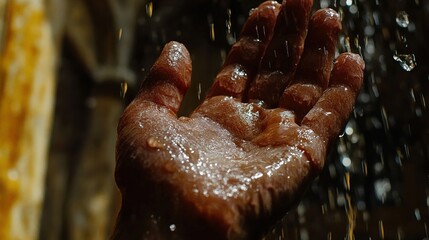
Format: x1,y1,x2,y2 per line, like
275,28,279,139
396,11,410,28
320,0,329,8
344,36,351,52
225,9,236,45
210,23,215,41
118,28,123,40
379,220,385,239
226,9,232,34
393,53,417,71
146,2,153,18
120,81,128,98
414,208,421,221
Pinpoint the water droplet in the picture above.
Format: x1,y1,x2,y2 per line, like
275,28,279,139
414,208,422,221
345,126,354,135
285,40,290,57
249,8,257,16
169,224,176,232
255,25,260,41
120,82,128,98
341,155,352,168
252,172,263,179
374,179,391,203
147,137,163,149
231,65,247,81
393,53,416,71
396,11,409,28
349,5,358,14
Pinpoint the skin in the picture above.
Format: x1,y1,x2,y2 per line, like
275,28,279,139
113,0,365,239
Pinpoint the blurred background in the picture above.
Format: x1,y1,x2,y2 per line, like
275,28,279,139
1,0,428,239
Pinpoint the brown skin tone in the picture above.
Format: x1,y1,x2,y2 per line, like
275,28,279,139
113,0,365,239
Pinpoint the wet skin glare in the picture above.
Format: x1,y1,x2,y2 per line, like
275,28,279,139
113,0,365,239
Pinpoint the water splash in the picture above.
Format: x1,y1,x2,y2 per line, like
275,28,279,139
395,11,410,28
393,53,417,71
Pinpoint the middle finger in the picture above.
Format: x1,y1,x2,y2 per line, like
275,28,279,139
247,0,313,107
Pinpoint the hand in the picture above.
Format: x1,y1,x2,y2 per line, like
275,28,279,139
113,0,364,239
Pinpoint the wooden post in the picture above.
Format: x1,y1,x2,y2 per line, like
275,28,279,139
0,0,56,239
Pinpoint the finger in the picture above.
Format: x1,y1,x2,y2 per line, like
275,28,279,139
301,53,365,146
137,41,192,114
206,1,280,100
279,8,341,121
247,0,313,107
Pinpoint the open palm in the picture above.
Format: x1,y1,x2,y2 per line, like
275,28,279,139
113,0,364,239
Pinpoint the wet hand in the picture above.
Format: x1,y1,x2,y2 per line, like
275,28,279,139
114,0,364,239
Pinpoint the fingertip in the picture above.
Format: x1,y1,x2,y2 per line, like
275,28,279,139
240,1,280,40
152,41,192,92
339,52,366,71
311,8,341,33
330,53,365,92
258,1,281,9
137,41,192,114
215,1,281,101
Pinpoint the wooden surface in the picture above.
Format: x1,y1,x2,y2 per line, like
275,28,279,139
0,0,56,239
